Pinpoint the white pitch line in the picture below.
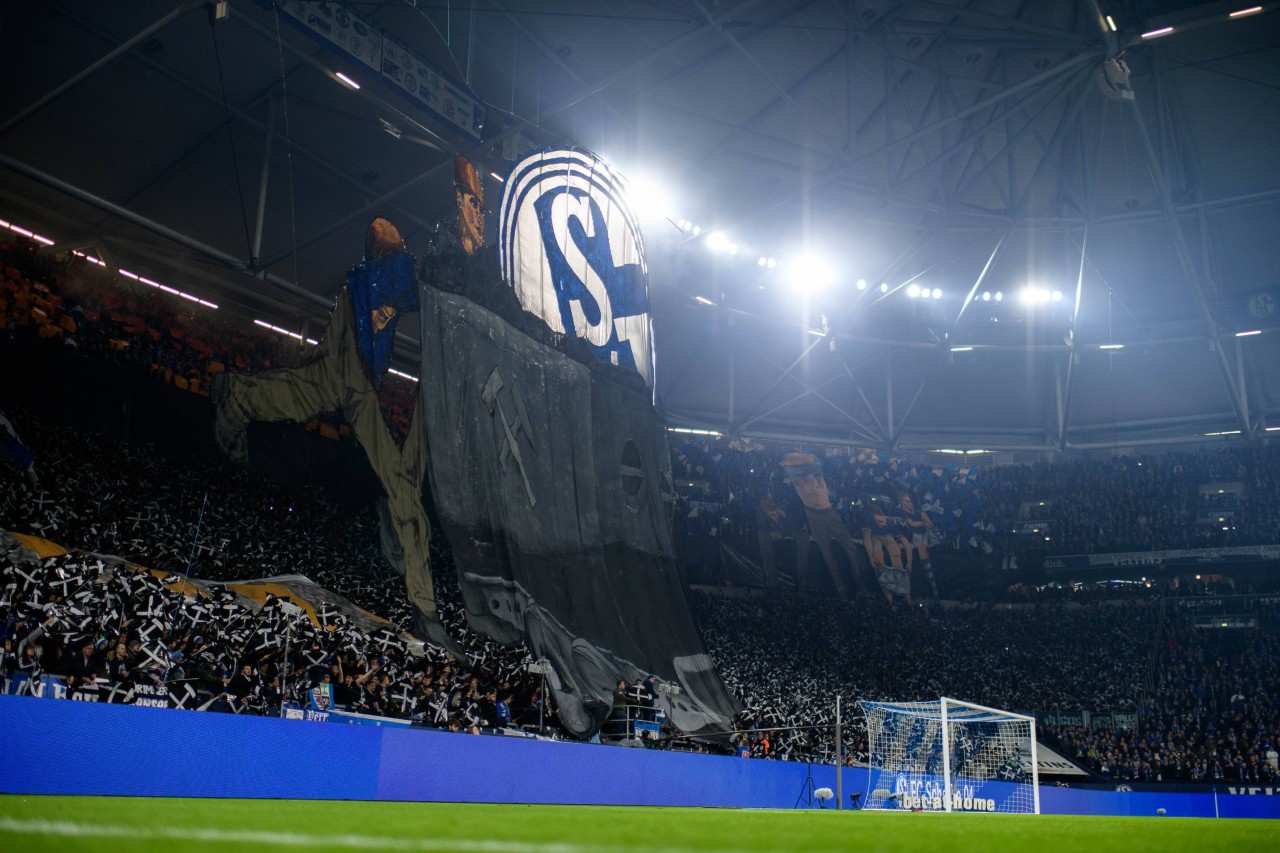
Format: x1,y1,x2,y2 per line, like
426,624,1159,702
0,817,756,853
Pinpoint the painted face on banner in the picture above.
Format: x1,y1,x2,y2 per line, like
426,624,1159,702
498,148,654,387
454,156,485,256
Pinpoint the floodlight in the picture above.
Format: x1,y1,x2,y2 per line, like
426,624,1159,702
856,278,867,290
879,283,889,293
788,255,834,290
758,257,768,267
931,288,942,299
981,292,991,302
1051,291,1062,301
994,291,1003,301
766,258,777,269
335,72,361,89
627,176,672,220
907,284,921,298
706,231,732,252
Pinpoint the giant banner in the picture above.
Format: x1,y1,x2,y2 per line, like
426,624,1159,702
497,149,654,387
416,284,737,736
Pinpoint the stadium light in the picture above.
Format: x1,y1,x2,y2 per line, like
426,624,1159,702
788,255,834,291
766,258,777,269
879,282,889,293
931,288,942,299
856,278,867,290
254,319,304,341
334,71,361,89
626,176,673,221
994,291,1003,301
907,284,921,298
706,231,733,253
1051,291,1062,301
981,292,991,302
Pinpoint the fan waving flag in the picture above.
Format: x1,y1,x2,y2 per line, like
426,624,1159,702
498,148,654,388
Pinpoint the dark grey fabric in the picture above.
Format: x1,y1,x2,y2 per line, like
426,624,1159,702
416,284,738,736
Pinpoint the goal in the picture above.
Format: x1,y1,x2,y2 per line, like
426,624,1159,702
858,697,1039,814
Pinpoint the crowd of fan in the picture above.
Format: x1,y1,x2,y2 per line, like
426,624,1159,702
5,227,1280,783
671,434,1280,567
1040,601,1280,784
0,409,553,735
0,234,419,444
694,590,1155,764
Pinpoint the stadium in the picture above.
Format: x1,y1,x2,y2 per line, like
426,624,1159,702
1,0,1279,850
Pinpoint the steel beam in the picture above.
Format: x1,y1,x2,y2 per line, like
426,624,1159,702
755,353,883,444
0,1,203,138
1126,97,1252,436
1059,222,1090,449
250,99,277,268
734,335,829,428
0,153,327,312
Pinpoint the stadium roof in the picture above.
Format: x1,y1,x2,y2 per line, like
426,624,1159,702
2,0,1278,451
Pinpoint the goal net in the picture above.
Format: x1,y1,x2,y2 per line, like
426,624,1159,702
858,697,1039,814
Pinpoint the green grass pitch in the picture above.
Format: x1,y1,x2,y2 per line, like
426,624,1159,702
1,796,1275,852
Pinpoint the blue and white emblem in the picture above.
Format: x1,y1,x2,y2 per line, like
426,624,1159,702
498,148,654,387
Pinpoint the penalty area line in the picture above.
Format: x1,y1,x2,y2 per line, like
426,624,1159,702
0,817,754,853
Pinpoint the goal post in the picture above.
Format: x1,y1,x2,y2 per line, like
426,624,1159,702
859,697,1039,814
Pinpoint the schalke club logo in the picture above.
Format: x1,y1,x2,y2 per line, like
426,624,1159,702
498,148,654,387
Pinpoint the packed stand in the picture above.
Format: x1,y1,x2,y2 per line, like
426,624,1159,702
671,435,1280,571
0,233,418,445
692,589,1156,764
1041,600,1280,783
0,408,553,735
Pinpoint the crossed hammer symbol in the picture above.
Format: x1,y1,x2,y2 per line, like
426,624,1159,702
481,368,537,507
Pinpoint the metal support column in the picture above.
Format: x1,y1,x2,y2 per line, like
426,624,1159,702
250,99,277,268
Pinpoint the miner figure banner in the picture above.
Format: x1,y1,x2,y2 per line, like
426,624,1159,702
213,149,738,737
